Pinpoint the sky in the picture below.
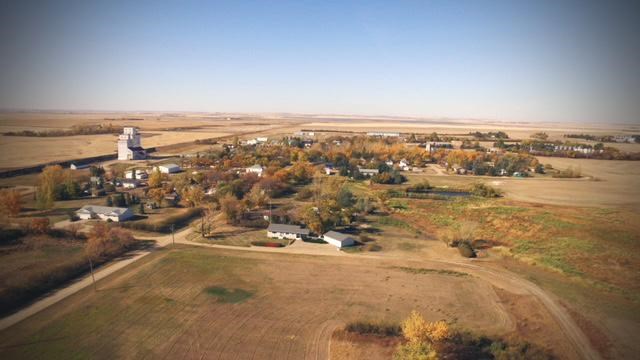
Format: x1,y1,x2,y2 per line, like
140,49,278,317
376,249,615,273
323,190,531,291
0,0,638,123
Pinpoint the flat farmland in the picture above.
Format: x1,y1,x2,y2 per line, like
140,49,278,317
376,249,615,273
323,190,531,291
0,113,294,169
0,246,578,359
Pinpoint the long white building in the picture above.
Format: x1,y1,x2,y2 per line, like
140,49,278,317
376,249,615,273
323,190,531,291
118,127,146,160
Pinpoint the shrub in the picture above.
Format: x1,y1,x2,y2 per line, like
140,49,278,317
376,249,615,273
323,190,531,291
29,218,51,234
346,320,401,337
471,183,500,197
294,187,314,201
360,234,374,243
552,166,582,178
457,242,476,258
394,341,438,360
250,241,285,248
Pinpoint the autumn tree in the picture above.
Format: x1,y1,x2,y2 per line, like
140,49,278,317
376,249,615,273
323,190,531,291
219,194,246,224
85,223,135,261
147,188,166,207
246,185,269,209
182,187,204,207
148,168,164,188
29,218,51,234
36,165,64,209
0,189,22,217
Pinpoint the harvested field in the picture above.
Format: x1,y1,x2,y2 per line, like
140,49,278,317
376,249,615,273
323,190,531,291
0,246,574,359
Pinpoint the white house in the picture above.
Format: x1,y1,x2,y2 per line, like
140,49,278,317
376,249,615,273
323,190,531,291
399,159,410,171
76,205,133,222
118,127,146,160
267,223,310,240
256,137,268,143
246,164,264,176
322,231,356,248
125,169,148,179
121,179,139,189
157,164,181,174
358,168,379,177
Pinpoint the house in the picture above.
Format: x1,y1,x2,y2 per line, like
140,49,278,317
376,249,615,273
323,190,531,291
385,160,394,167
322,231,356,248
358,168,379,177
121,179,139,189
76,205,133,222
246,164,264,176
399,159,410,171
125,169,147,179
69,163,89,170
164,192,180,206
267,223,310,240
157,163,181,174
325,166,337,175
256,137,268,143
118,127,146,160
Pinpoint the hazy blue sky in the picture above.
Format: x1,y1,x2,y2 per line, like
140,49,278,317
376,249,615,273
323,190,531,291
0,0,638,122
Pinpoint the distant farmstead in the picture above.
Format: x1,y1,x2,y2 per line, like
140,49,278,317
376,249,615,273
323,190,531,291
367,131,400,137
267,223,309,240
76,205,133,222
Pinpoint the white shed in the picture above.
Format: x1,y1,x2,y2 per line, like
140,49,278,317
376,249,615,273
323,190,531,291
157,163,181,174
322,231,356,248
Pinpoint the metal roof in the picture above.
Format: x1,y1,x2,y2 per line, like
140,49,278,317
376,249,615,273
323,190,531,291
323,231,355,242
77,205,129,216
267,223,310,235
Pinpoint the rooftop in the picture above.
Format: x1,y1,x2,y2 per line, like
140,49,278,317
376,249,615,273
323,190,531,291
267,223,310,235
323,231,354,241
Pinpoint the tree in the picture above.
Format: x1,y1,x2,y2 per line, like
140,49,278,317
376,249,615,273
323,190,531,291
36,165,65,209
0,189,22,217
66,223,82,239
219,194,245,224
247,185,269,209
29,218,50,234
148,169,164,188
182,187,204,207
394,342,438,360
106,196,114,207
85,224,135,261
402,310,430,344
147,188,165,207
336,188,355,208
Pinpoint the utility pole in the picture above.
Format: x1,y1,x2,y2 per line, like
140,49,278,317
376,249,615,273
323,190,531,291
88,257,96,291
171,224,175,246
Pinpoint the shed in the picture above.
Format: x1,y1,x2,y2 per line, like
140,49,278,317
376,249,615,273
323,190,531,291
76,205,133,222
157,163,181,174
322,231,356,248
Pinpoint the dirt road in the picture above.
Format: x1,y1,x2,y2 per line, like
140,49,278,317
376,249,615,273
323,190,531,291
0,227,601,360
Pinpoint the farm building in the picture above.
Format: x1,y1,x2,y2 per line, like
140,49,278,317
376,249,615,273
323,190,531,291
358,168,379,177
118,127,146,160
322,231,356,248
121,179,139,189
425,142,453,152
267,223,310,240
76,205,133,222
69,163,89,170
246,164,264,176
125,169,148,179
157,163,181,174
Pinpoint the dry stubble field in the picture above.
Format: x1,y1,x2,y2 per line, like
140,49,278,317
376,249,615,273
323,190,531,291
0,246,580,360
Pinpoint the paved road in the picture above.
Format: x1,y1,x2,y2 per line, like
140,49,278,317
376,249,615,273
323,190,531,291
0,227,601,360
